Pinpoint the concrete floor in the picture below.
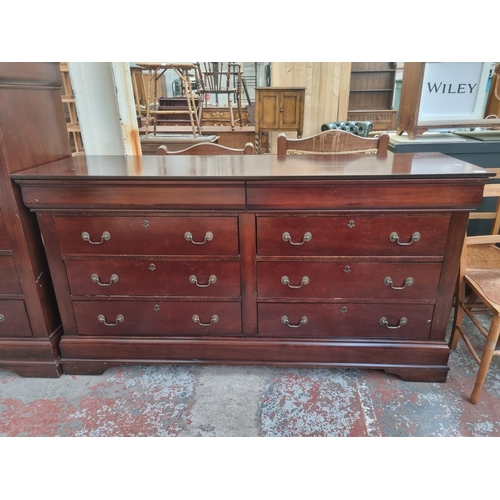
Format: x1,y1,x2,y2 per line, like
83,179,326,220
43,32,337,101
1,312,499,437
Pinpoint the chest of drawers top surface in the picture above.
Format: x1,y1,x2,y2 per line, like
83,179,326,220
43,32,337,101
9,152,490,182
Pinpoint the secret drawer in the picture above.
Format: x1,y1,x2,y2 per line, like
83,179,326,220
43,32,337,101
0,211,11,250
0,300,32,337
257,215,450,256
72,301,242,336
258,303,434,340
54,216,239,256
66,260,241,297
0,256,22,294
257,262,442,299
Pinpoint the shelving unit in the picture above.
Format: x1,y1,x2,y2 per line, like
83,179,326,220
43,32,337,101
59,63,84,155
347,62,397,131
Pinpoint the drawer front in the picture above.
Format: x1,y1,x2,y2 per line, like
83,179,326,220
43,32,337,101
0,211,11,250
257,262,442,299
257,215,449,256
0,300,32,337
0,256,22,294
55,216,239,256
258,303,434,340
73,301,242,336
66,260,241,297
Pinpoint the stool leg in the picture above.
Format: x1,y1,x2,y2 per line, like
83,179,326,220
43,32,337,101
470,314,500,404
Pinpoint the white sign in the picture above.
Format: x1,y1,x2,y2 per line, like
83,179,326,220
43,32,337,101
419,62,491,121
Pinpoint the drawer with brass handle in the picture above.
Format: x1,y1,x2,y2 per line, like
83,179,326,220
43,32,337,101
257,303,434,339
54,216,239,256
0,300,32,337
256,215,450,256
72,300,242,336
65,260,241,297
257,262,442,299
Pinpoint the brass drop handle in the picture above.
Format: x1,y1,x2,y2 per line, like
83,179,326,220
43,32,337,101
389,232,420,246
192,314,219,326
91,273,119,286
189,275,217,287
184,231,214,245
384,276,414,289
281,276,310,288
379,316,407,329
82,231,111,245
98,314,124,326
282,231,312,245
281,315,308,328
0,314,4,322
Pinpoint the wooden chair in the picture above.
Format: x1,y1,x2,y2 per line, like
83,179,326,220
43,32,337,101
449,172,500,404
201,62,243,131
156,142,254,155
277,130,390,156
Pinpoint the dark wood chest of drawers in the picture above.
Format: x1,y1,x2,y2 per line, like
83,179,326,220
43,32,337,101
12,153,490,381
0,63,71,377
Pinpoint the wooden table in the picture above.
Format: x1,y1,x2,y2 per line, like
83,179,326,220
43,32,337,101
12,152,491,380
136,63,203,138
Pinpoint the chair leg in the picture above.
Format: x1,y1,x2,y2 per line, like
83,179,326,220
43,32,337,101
450,302,464,350
470,314,500,404
227,92,235,131
450,277,466,350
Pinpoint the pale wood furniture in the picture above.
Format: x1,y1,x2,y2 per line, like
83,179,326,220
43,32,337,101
139,125,269,154
137,63,204,138
0,62,71,377
60,63,84,155
397,62,500,139
201,63,243,131
347,62,397,131
140,134,219,155
449,176,500,403
277,130,390,156
270,63,351,137
254,87,305,153
12,153,489,381
202,106,251,127
130,67,148,118
156,142,254,155
484,63,500,118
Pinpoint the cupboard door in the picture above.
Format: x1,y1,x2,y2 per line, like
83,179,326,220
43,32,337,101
259,91,279,129
279,92,302,129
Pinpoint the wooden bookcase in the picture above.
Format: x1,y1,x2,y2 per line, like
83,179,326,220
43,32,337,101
347,62,397,131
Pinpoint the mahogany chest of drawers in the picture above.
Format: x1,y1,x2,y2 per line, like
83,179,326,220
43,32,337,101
12,153,490,381
0,62,71,377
